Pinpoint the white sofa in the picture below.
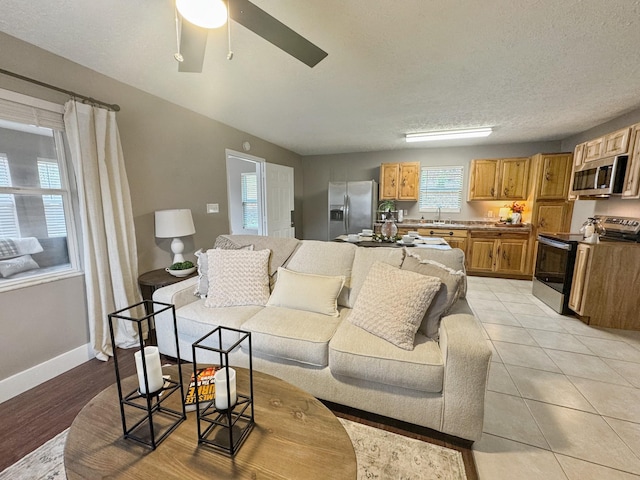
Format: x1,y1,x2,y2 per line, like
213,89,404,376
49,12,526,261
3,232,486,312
153,235,491,442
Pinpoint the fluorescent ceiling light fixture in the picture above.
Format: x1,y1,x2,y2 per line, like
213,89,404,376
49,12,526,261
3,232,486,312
405,127,493,143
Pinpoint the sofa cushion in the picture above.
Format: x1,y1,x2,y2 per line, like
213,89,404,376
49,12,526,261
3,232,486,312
329,320,444,393
267,267,345,317
204,249,271,307
284,240,357,307
347,246,405,308
176,300,263,348
241,306,344,367
348,262,442,350
401,251,466,339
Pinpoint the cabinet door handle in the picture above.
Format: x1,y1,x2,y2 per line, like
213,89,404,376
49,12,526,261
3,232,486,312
490,187,495,197
504,187,509,196
545,171,551,181
539,218,546,228
391,178,395,187
449,231,454,236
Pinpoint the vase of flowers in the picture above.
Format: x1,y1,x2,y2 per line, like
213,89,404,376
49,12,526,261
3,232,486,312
507,202,525,224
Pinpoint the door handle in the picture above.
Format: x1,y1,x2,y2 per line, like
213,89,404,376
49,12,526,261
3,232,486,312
344,195,349,232
290,210,295,227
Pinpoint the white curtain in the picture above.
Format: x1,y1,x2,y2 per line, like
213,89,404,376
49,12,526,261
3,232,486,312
64,100,142,361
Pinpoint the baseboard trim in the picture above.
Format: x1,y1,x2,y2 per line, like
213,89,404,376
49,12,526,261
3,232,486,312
0,343,93,404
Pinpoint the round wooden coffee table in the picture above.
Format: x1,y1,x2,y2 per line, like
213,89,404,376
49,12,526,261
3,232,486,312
64,366,356,479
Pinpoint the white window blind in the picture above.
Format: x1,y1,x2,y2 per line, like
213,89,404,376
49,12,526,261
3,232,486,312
241,172,259,230
0,155,20,237
419,166,464,212
38,159,67,237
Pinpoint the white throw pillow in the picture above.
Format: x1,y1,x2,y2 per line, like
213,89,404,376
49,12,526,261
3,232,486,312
204,249,270,307
348,261,441,351
0,254,40,278
194,244,254,298
267,267,345,317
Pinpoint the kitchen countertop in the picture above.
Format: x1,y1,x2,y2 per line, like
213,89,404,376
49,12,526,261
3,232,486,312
374,221,532,233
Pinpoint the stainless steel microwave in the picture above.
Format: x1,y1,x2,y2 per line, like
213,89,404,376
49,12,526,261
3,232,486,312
571,155,628,197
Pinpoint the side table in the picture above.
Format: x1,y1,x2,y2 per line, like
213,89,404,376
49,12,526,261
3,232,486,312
138,268,197,343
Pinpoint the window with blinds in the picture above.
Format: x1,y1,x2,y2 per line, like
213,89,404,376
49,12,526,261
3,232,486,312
0,155,20,237
38,159,67,237
241,172,259,230
419,166,464,212
0,88,77,289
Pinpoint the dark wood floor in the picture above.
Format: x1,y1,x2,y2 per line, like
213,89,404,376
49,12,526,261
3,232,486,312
0,349,478,479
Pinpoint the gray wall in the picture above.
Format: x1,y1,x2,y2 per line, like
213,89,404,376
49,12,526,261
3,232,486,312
302,142,562,240
0,32,302,382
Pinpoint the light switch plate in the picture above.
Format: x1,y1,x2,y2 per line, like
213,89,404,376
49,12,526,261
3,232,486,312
207,203,219,213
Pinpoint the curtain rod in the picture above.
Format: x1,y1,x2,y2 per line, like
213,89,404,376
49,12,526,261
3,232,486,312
0,67,121,112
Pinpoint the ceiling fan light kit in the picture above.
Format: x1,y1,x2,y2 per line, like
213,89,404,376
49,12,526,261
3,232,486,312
405,127,493,143
176,0,228,29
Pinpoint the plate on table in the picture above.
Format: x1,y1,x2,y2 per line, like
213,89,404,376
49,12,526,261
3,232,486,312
396,240,416,246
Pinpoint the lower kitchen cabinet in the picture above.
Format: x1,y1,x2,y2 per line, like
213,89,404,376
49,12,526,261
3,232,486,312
568,242,640,330
467,231,529,278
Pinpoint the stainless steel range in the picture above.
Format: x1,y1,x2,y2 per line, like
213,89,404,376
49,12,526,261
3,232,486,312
532,215,640,314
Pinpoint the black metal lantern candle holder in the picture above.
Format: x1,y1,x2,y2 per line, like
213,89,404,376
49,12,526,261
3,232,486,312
108,300,186,449
192,326,254,456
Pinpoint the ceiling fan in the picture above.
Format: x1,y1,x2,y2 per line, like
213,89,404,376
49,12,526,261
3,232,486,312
175,0,328,72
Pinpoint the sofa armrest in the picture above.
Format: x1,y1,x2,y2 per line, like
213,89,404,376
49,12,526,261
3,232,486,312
152,277,199,358
439,313,492,441
152,276,199,307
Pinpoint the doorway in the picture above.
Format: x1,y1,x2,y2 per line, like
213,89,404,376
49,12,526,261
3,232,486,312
225,150,295,237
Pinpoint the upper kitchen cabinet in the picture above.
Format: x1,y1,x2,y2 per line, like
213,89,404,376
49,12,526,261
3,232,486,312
379,162,420,200
468,157,530,200
583,127,631,163
530,153,573,200
622,124,640,199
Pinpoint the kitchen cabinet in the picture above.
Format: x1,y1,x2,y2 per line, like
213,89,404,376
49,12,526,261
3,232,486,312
467,231,529,278
417,228,468,252
582,127,631,163
622,124,640,199
568,242,640,330
468,157,530,200
379,162,420,201
526,153,575,274
531,153,572,200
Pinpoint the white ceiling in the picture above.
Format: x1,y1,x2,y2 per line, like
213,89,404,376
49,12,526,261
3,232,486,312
1,0,640,156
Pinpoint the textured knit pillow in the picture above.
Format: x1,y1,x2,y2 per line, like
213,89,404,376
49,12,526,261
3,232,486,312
349,261,441,350
194,245,254,298
267,267,345,317
401,252,465,339
204,249,270,307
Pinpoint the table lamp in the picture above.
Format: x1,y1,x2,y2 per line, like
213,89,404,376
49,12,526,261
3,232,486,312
155,209,196,264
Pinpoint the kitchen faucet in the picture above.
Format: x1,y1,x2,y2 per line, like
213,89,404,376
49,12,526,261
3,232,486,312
436,206,442,224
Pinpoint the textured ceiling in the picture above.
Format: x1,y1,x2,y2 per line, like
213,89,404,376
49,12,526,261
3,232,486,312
1,0,640,155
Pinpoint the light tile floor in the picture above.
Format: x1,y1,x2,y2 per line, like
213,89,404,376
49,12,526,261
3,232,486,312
467,276,640,480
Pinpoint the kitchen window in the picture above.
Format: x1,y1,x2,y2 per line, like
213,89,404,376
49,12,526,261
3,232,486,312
419,166,464,213
0,90,79,291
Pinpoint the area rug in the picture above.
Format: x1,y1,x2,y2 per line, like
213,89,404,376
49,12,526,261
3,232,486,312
1,420,466,480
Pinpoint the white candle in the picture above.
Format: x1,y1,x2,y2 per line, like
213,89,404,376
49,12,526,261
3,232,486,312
214,367,237,410
134,346,164,394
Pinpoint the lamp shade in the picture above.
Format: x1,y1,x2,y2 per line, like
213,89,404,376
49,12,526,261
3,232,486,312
155,209,196,238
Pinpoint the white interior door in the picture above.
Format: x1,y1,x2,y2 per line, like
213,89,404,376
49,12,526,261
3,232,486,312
264,163,294,238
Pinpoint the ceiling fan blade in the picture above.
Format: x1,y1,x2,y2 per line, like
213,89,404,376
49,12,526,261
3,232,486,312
229,0,328,68
178,20,209,72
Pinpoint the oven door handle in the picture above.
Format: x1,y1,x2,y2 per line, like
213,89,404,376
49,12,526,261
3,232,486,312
537,235,573,250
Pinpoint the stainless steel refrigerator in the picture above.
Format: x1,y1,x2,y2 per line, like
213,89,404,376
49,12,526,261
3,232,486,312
328,180,378,239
